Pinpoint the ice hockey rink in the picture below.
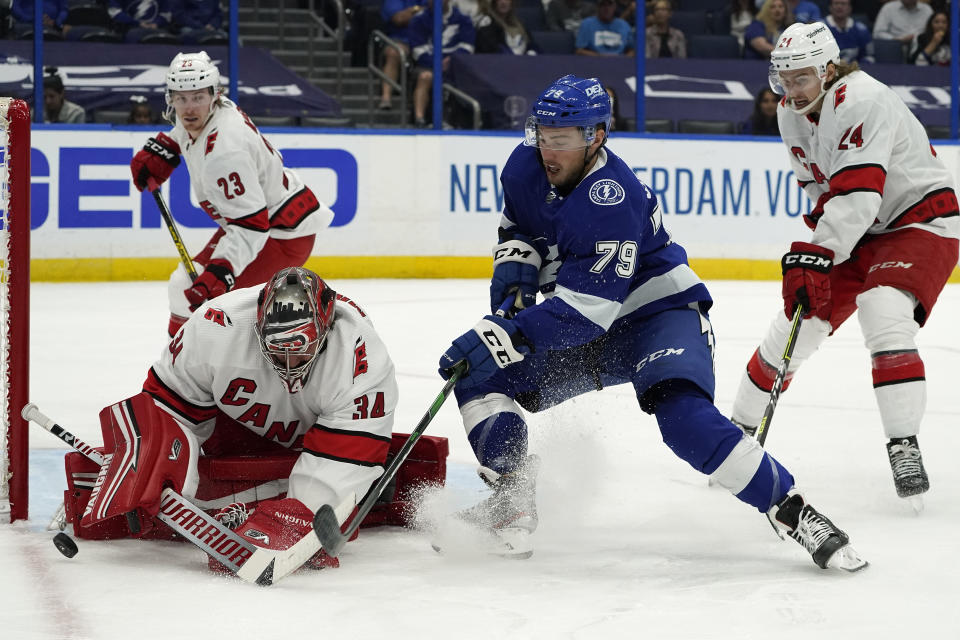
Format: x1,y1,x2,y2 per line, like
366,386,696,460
2,278,958,639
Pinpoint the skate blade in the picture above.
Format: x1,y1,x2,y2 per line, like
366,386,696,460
826,544,869,573
907,495,924,514
431,526,533,559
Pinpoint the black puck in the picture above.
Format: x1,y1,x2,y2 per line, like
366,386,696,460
53,532,78,558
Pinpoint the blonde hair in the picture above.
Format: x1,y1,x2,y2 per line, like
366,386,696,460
478,0,527,40
756,0,794,39
824,60,860,90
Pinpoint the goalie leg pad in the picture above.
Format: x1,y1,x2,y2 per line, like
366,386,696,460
81,393,199,528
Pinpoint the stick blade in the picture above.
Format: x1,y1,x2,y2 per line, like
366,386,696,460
313,504,347,558
255,559,276,587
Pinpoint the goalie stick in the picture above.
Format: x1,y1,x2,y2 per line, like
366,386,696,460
20,403,308,586
313,361,467,557
755,305,803,446
152,189,198,282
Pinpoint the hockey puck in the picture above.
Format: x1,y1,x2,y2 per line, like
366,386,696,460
53,532,78,558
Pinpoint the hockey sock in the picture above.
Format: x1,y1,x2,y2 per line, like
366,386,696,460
872,350,925,438
654,385,794,512
467,412,528,476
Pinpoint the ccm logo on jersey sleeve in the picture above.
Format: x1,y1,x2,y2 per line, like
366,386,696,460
589,179,625,206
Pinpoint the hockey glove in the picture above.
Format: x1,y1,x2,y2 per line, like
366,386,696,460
490,235,541,316
184,260,235,311
131,133,181,192
439,316,532,390
207,498,339,574
781,241,834,320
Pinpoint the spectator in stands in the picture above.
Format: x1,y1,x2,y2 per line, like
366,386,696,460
909,11,949,66
575,0,634,56
873,0,932,45
728,0,757,49
740,87,779,136
826,0,874,63
743,0,792,59
606,84,629,131
475,0,538,54
42,69,85,123
170,0,227,44
11,0,69,37
378,0,424,110
785,0,820,24
108,0,173,43
645,0,685,58
614,0,636,26
454,0,481,23
409,0,475,127
545,0,596,33
127,95,158,124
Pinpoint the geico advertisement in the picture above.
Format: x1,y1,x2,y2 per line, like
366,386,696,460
27,129,960,261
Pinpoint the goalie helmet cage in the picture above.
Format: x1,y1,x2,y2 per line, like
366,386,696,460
0,97,30,523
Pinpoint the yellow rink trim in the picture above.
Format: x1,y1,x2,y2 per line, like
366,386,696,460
26,256,960,283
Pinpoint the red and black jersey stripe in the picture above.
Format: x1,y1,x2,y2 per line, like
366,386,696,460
886,187,959,230
829,163,886,197
143,367,219,425
270,187,320,230
302,425,391,467
226,207,270,232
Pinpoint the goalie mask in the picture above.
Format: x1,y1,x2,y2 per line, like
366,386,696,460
255,268,336,393
768,22,840,115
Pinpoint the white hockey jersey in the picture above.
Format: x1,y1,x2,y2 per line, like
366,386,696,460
779,70,960,264
144,286,397,513
167,98,334,276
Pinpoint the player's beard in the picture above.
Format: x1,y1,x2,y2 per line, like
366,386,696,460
538,147,597,198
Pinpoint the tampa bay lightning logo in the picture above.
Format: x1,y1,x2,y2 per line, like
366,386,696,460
589,179,625,206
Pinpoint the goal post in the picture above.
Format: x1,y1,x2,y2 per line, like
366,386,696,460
1,97,30,523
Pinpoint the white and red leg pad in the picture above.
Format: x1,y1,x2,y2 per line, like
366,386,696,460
64,431,448,539
79,393,199,532
208,498,340,574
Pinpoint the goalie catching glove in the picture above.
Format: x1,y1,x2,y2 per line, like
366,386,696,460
781,241,834,320
439,316,532,389
184,260,236,310
208,498,339,573
131,133,181,192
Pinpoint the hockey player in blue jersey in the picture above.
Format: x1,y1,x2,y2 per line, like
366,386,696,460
437,74,867,572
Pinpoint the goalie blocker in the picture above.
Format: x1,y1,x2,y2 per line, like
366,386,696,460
63,396,448,545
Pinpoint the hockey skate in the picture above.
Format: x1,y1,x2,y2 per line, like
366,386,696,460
767,489,868,572
886,436,928,512
434,455,540,559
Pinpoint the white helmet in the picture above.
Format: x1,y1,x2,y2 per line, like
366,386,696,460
768,22,840,115
164,51,222,122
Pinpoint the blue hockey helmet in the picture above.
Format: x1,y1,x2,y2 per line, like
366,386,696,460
524,75,612,150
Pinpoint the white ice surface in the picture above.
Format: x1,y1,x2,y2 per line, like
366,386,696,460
3,279,958,639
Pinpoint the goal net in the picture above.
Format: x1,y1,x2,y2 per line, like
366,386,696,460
0,97,30,523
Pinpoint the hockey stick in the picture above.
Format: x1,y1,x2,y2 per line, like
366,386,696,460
152,189,198,282
755,305,804,446
20,403,294,585
313,360,468,558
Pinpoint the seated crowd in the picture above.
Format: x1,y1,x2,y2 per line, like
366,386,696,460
16,0,951,130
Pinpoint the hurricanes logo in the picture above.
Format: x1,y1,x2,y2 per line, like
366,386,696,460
589,179,625,206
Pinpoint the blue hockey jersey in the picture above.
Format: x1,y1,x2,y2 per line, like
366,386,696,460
500,143,712,352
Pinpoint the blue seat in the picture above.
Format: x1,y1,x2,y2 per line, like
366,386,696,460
531,29,575,54
873,38,905,63
688,34,741,58
514,5,546,32
676,0,728,11
678,119,737,134
670,10,710,36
